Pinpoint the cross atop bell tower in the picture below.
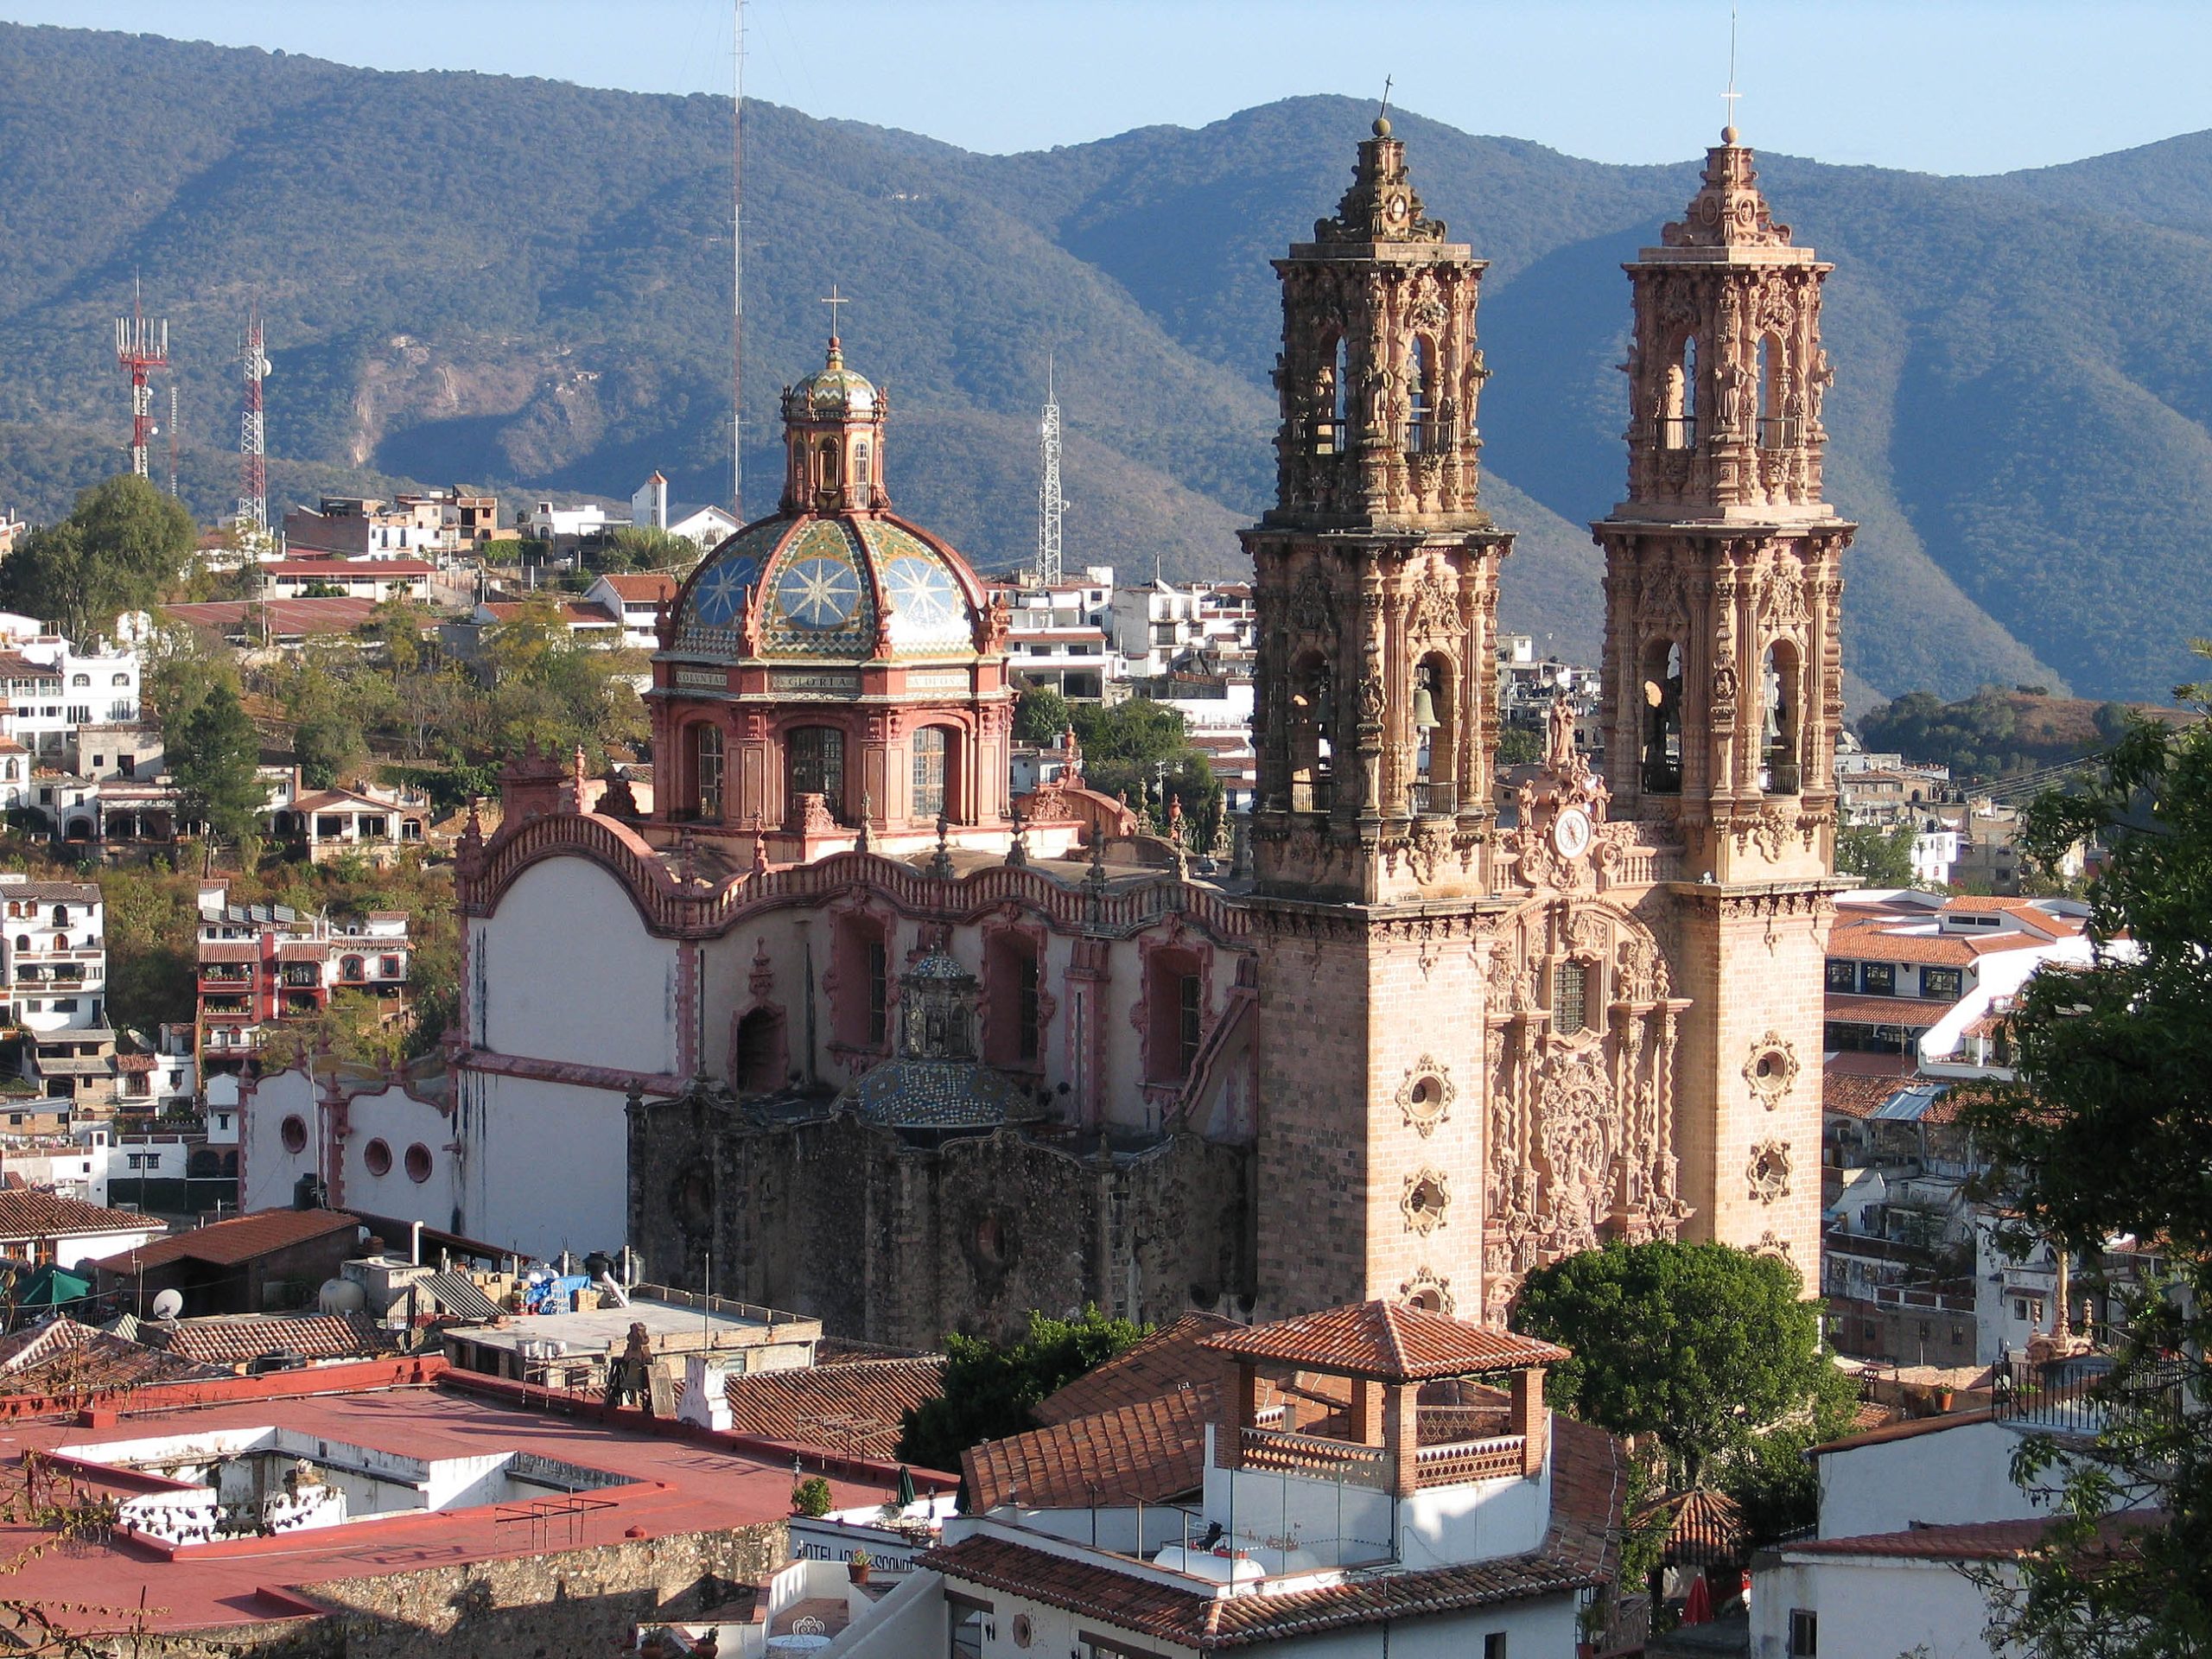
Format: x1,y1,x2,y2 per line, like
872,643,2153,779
1247,117,1510,905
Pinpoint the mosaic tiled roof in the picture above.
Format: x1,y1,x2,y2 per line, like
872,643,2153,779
668,510,988,665
790,340,877,417
840,1055,1047,1130
1199,1301,1570,1382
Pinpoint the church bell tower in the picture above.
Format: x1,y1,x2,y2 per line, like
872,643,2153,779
1593,128,1853,1273
1245,118,1510,1319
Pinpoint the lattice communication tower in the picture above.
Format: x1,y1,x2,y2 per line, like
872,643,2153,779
114,285,169,480
238,305,270,530
1037,359,1064,585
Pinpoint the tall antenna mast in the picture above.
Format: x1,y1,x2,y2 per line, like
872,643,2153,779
1038,356,1064,586
167,383,180,498
732,0,746,518
238,301,269,530
114,278,169,480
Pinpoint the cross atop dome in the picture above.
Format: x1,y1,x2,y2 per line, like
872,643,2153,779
820,282,851,346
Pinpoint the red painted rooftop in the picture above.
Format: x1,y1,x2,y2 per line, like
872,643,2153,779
0,1363,910,1635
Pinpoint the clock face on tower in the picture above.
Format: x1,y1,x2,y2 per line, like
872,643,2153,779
1552,805,1593,861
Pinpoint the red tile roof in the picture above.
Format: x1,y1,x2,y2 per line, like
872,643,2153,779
1035,1311,1240,1427
1199,1302,1568,1383
1824,994,1954,1026
1787,1513,2156,1562
0,1190,161,1243
1808,1408,1995,1457
144,1313,390,1367
165,597,384,637
86,1208,358,1273
0,1319,229,1393
715,1356,945,1461
478,601,620,626
965,1384,1215,1511
928,1415,1622,1650
1823,1069,1908,1120
600,573,679,603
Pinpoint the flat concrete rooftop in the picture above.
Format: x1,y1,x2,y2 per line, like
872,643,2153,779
451,1288,822,1357
0,1369,897,1636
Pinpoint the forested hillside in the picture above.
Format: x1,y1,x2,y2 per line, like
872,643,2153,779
1,23,2208,699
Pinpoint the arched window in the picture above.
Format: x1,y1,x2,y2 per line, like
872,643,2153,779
340,956,365,982
1641,639,1683,793
787,725,845,815
687,723,725,822
51,906,68,926
834,912,889,1049
70,674,88,688
1406,1286,1443,1313
734,1007,785,1094
1662,336,1697,449
911,726,950,822
1412,652,1456,816
111,672,130,687
1763,639,1802,794
817,437,841,492
1553,960,1590,1033
985,931,1043,1068
1313,334,1349,455
1405,335,1436,455
1757,334,1789,448
851,440,871,505
1287,650,1334,811
1145,948,1205,1085
12,936,24,952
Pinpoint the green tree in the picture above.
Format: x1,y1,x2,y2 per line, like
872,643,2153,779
1071,698,1222,830
594,525,698,574
168,682,265,857
1835,821,1920,887
1957,666,2212,1658
1497,725,1542,767
1514,1240,1853,1490
0,474,194,645
1013,685,1071,747
897,1306,1146,1476
99,867,199,1032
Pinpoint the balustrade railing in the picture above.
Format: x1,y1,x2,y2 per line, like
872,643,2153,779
1237,1427,1387,1488
1413,1433,1527,1488
1409,780,1457,817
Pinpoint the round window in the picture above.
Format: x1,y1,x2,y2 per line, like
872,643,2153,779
280,1116,308,1154
404,1143,433,1184
363,1139,392,1177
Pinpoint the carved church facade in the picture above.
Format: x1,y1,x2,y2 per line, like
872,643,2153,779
368,118,1850,1347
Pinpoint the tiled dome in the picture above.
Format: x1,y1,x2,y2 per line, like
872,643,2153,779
670,512,983,663
788,339,877,418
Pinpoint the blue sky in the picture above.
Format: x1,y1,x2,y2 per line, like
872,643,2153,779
4,1,2208,175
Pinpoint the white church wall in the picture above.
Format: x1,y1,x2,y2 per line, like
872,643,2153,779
473,858,678,1076
241,1068,318,1213
456,1069,630,1260
332,1082,460,1230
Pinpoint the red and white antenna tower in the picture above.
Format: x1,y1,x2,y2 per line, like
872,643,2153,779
114,279,169,480
238,302,269,529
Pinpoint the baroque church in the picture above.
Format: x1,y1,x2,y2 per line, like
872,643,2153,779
274,119,1850,1351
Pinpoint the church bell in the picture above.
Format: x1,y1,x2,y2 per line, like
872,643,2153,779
1411,685,1439,731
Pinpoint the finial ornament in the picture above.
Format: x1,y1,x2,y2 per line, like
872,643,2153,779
1375,73,1393,137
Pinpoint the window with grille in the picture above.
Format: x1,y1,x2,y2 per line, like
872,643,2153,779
1860,961,1897,995
1827,958,1857,992
691,724,724,821
1554,961,1589,1033
1789,1609,1818,1656
1017,952,1040,1063
912,727,948,819
788,725,845,804
1179,974,1203,1075
866,937,888,1047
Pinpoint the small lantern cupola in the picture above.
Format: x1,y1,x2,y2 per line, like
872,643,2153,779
780,300,887,516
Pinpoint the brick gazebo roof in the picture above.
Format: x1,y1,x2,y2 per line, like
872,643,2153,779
1200,1301,1569,1384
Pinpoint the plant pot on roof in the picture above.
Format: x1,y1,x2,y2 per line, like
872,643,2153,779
848,1548,873,1586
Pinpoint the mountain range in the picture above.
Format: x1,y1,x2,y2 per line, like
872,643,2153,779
0,22,2207,702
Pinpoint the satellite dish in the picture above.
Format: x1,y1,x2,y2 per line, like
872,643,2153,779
150,1288,184,1320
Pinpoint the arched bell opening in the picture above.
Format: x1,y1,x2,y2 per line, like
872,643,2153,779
1661,335,1698,450
1762,639,1802,795
1757,333,1792,448
1411,652,1457,817
1287,648,1335,812
1640,639,1684,794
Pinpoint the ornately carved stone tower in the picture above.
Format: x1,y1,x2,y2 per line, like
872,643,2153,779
1246,118,1509,1319
1593,128,1854,1269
